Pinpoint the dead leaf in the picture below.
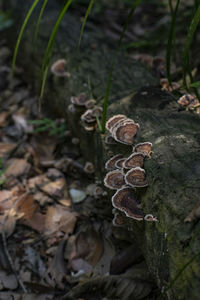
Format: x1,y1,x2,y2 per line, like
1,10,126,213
67,228,103,269
0,143,17,157
5,158,31,178
0,270,18,290
22,212,45,233
40,178,67,199
0,111,9,127
47,239,67,289
27,174,49,190
15,193,38,221
45,205,78,235
34,191,53,206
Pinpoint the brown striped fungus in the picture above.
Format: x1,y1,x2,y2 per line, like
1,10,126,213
104,114,157,223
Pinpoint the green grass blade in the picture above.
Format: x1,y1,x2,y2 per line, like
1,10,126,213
166,0,180,85
101,0,141,133
41,0,73,75
34,0,49,47
40,64,49,101
12,0,40,74
182,5,200,89
190,81,200,88
78,0,95,49
40,0,73,97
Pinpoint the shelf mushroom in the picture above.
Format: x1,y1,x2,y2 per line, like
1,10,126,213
105,154,123,171
112,121,139,145
123,152,145,169
106,115,127,132
104,169,125,190
71,93,88,107
125,167,148,188
134,142,152,158
51,59,70,77
112,186,144,221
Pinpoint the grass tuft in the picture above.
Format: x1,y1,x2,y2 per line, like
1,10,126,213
12,0,40,75
78,0,95,49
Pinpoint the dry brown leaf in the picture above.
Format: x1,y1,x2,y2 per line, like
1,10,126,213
40,178,67,199
67,228,103,268
33,191,53,206
30,134,57,164
0,142,17,157
0,111,9,127
27,174,49,190
0,270,18,290
15,193,38,221
45,205,78,235
5,158,31,178
58,198,72,207
0,186,25,212
22,212,45,233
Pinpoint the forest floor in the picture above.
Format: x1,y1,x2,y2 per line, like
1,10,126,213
0,40,157,300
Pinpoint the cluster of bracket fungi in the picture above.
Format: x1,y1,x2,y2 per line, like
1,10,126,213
104,114,158,225
68,93,102,131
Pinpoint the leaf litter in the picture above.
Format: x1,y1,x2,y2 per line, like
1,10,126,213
0,42,155,299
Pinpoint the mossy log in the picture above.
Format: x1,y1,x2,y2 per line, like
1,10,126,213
3,0,200,299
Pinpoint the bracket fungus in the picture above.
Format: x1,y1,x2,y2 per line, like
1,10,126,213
106,115,127,132
112,210,126,227
112,186,144,221
134,142,152,158
81,109,96,124
51,59,70,77
115,158,126,169
144,214,158,222
125,167,148,188
104,169,125,190
123,152,145,169
105,154,123,171
71,93,88,107
112,121,139,145
104,114,157,222
105,135,117,145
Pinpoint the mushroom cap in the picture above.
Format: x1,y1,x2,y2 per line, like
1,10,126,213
177,94,198,109
84,162,94,174
105,154,123,171
71,93,88,106
144,214,158,222
112,186,143,220
113,122,139,145
81,109,96,123
85,99,96,109
110,118,136,136
115,158,126,169
133,142,152,158
112,212,126,226
106,115,127,132
123,152,145,169
125,167,148,188
92,106,103,117
104,169,125,190
50,59,70,77
105,135,117,145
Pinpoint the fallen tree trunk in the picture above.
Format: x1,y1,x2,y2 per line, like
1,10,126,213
3,0,200,299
